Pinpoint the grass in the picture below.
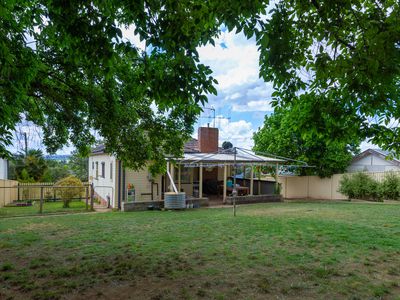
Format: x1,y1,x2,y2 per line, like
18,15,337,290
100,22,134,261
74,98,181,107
0,202,400,299
0,201,89,218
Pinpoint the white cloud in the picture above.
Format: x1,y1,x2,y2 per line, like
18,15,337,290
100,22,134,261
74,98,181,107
226,92,241,100
232,100,273,112
198,31,260,91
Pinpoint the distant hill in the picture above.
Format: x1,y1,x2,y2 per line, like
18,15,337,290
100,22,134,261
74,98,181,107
44,154,71,161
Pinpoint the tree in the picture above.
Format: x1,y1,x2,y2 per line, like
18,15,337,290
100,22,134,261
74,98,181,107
1,1,399,172
252,1,400,155
13,149,48,181
42,160,71,182
222,141,233,150
1,0,261,173
68,151,88,182
253,102,361,177
55,176,83,208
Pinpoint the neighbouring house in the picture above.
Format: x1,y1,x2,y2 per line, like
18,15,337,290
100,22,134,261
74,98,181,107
348,149,400,172
0,158,8,180
88,126,284,210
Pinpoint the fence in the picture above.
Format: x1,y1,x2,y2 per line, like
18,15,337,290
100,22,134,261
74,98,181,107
279,171,400,200
0,181,95,216
0,179,19,207
16,182,90,202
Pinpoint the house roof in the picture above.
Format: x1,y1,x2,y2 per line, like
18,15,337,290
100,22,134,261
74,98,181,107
351,148,400,166
91,138,223,155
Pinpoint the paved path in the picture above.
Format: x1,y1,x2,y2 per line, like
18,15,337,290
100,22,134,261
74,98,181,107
93,202,113,212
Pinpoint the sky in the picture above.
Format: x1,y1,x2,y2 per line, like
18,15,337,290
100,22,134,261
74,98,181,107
10,25,377,155
195,28,273,150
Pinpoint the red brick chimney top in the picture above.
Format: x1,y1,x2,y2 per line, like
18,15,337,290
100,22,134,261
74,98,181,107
198,127,219,153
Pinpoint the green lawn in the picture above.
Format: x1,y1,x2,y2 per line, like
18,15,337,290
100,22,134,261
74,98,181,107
0,201,89,218
0,202,399,300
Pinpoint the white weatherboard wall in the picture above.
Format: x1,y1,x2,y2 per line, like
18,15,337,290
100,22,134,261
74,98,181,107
0,158,8,180
89,154,117,208
124,166,162,202
348,154,400,172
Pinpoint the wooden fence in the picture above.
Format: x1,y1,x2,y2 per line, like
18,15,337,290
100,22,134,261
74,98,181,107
16,182,90,202
0,181,90,207
0,179,19,207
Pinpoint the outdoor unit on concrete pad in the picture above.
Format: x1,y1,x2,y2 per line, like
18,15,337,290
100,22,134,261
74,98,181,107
164,192,186,209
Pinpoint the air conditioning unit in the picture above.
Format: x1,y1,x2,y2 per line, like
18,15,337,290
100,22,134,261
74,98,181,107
147,172,154,182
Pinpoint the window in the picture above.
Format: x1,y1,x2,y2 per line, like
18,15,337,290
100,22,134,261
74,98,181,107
95,162,99,179
92,161,94,169
174,167,191,184
101,162,105,178
110,162,113,180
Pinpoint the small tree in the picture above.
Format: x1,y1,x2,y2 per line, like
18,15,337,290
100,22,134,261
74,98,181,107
379,172,400,200
222,141,233,150
338,173,380,201
55,176,83,208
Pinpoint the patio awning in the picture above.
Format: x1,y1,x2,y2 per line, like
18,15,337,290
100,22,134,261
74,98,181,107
172,148,285,166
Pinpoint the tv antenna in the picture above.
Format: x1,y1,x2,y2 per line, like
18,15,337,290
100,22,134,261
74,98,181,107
200,107,230,128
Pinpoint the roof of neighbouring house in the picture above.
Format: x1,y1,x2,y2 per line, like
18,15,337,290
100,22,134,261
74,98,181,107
351,148,400,166
91,144,106,155
183,138,200,153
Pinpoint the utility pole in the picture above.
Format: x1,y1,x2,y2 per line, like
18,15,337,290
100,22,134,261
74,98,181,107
23,132,28,156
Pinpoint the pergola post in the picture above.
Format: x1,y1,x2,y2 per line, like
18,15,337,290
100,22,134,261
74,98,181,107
223,164,227,203
178,164,181,192
250,164,254,195
199,163,203,198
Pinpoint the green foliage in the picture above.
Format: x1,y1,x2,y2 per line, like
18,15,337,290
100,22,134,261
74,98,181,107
13,149,47,182
1,0,255,172
55,176,83,208
338,173,381,201
253,1,400,156
253,108,360,177
18,169,34,183
379,172,400,200
41,160,70,182
68,151,88,182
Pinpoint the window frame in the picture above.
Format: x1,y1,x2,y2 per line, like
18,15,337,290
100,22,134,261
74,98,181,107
101,162,105,178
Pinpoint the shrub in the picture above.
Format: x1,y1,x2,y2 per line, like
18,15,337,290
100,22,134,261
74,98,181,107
379,172,400,200
55,176,83,208
338,172,380,201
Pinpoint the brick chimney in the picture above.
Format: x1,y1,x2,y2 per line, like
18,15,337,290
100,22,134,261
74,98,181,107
198,126,219,153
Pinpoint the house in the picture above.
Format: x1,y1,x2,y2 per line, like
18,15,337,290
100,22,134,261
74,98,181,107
348,149,400,172
88,126,284,210
0,158,8,180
